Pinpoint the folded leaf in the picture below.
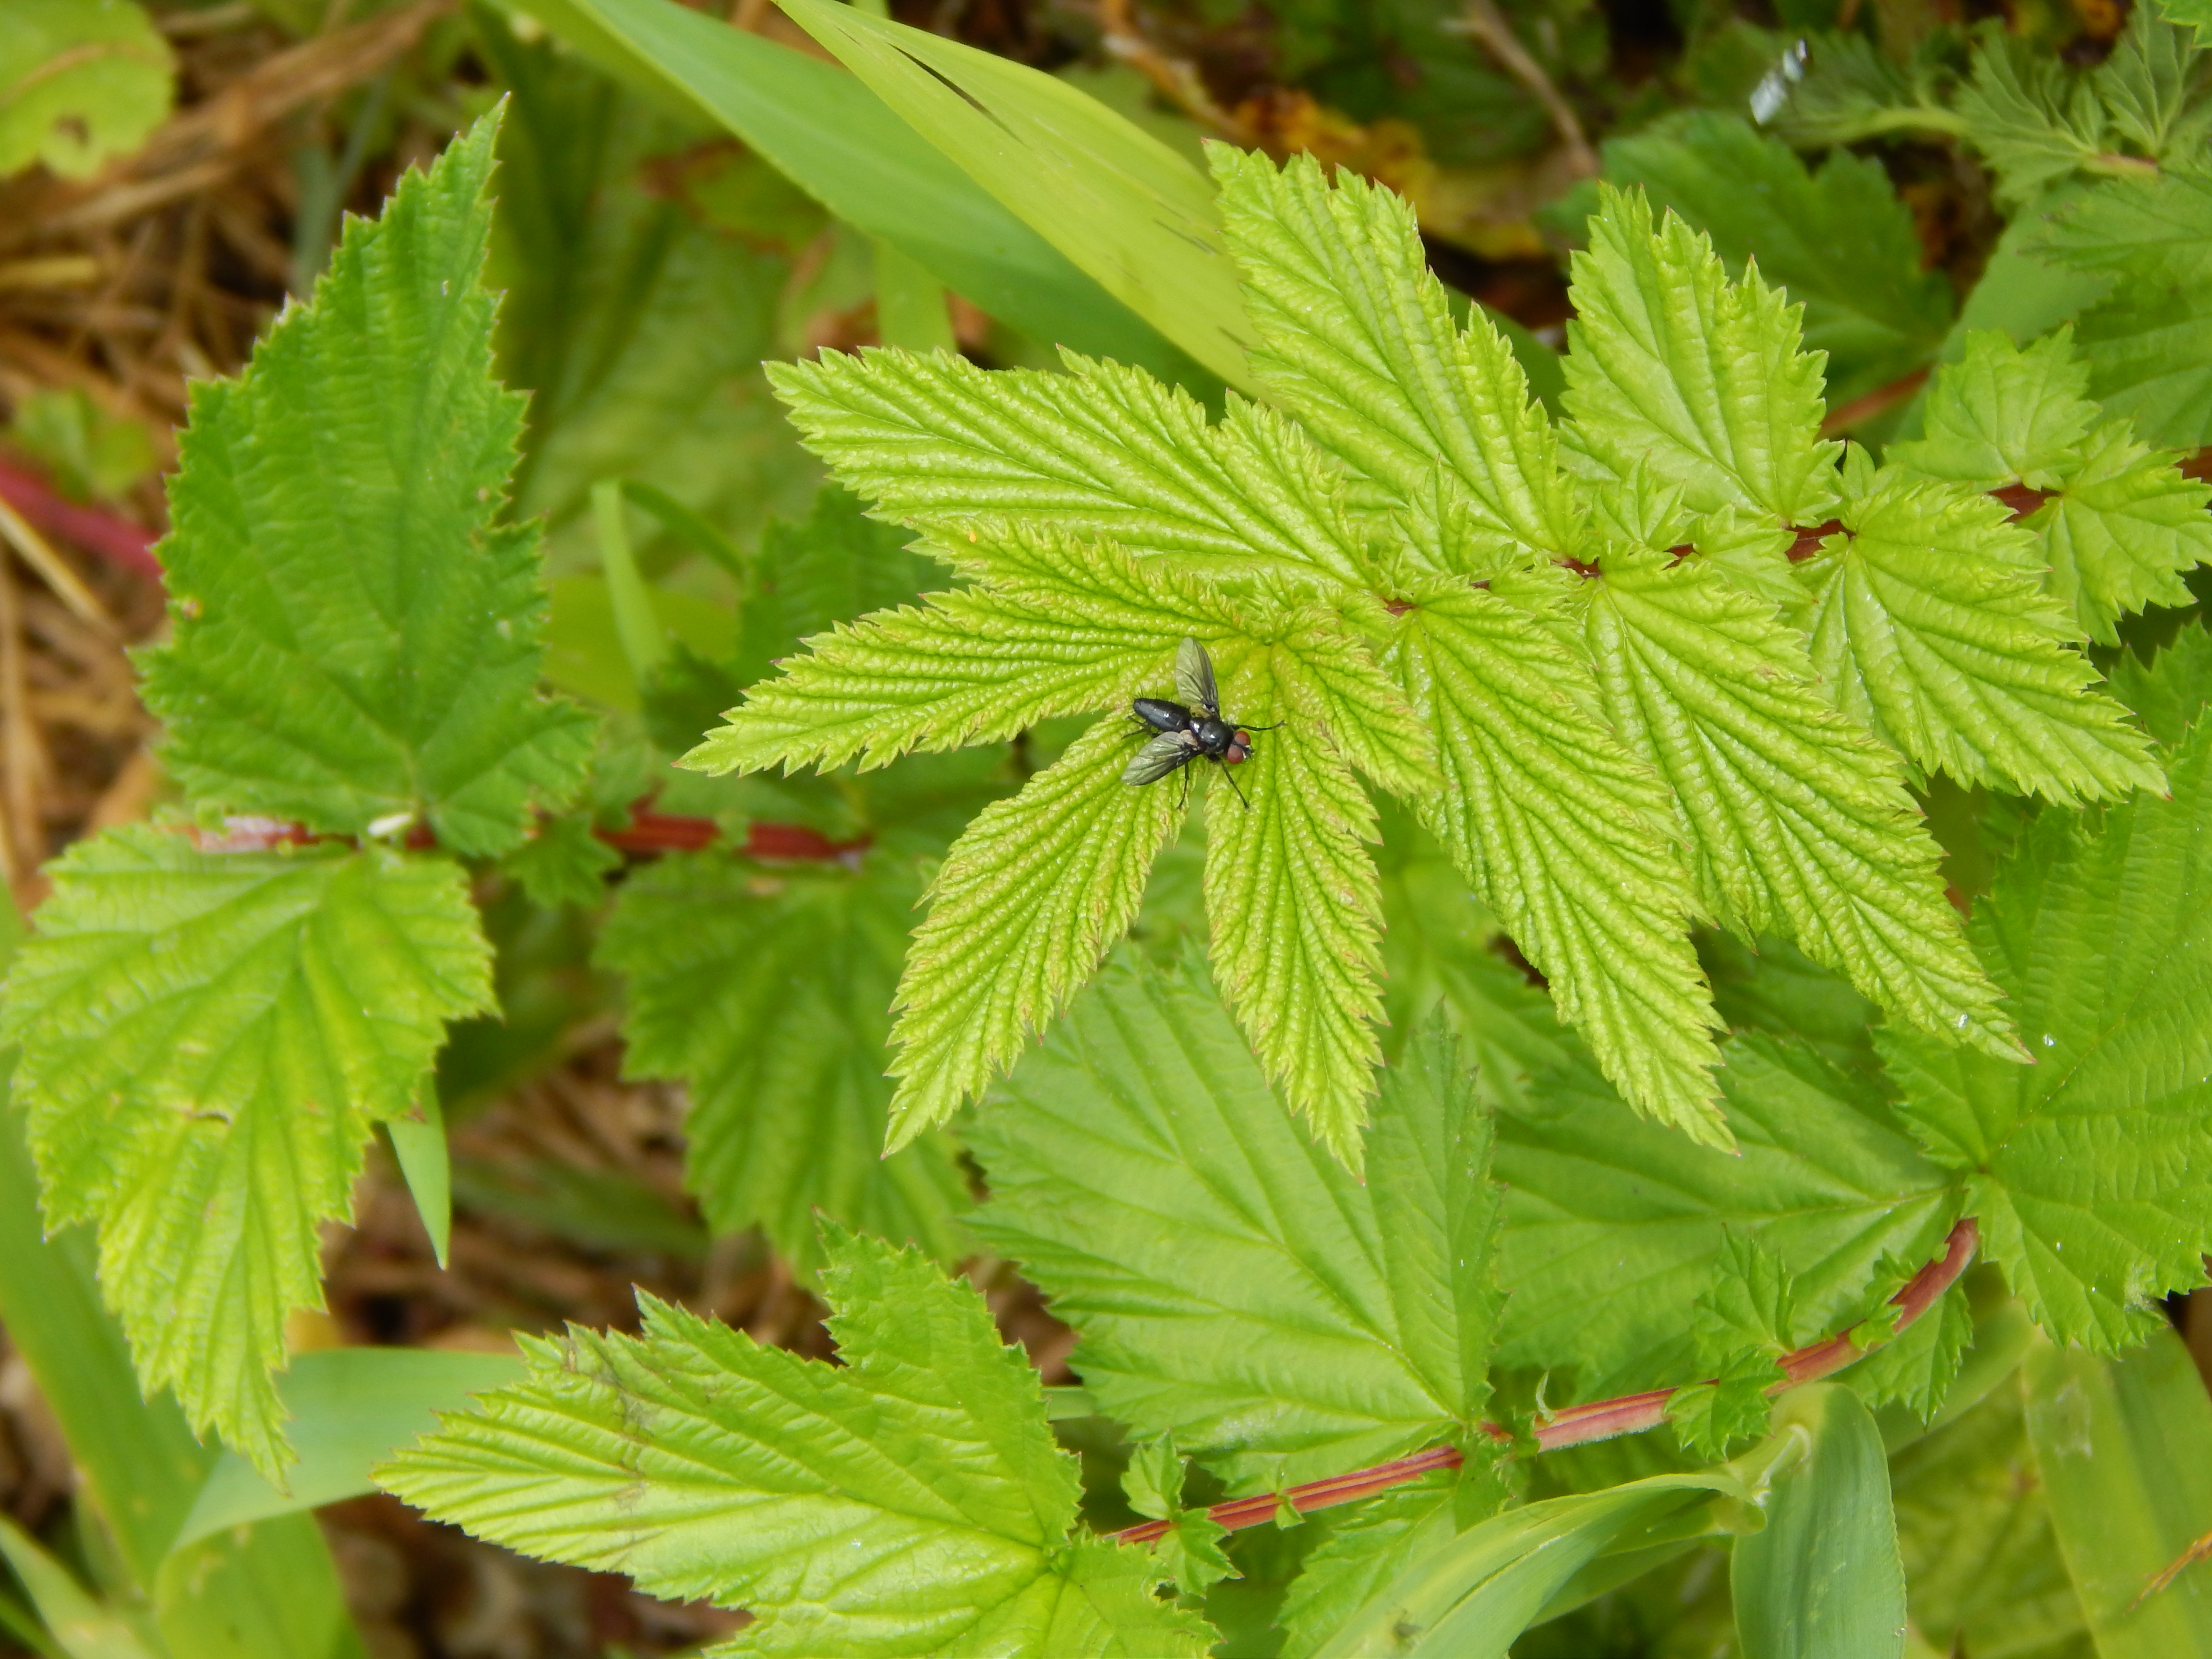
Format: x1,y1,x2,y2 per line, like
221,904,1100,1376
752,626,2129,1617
0,827,493,1478
968,960,1504,1493
379,1228,1213,1658
1587,548,2012,1056
1880,632,2212,1350
1796,450,2163,805
140,113,592,858
596,848,970,1273
1391,581,1725,1143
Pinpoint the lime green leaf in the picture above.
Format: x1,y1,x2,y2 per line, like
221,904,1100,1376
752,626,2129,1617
1731,1385,1908,1659
1890,329,2212,644
1491,1024,1957,1397
1210,147,1580,571
595,847,971,1271
140,115,594,858
0,826,493,1478
0,0,172,180
968,962,1504,1493
1391,581,1726,1143
1888,329,2099,491
1202,654,1388,1153
1797,449,2163,805
1594,113,1953,407
728,485,946,688
380,1228,1213,1658
2024,168,2212,450
885,720,1186,1146
2024,1327,2212,1655
1588,547,2012,1059
2095,5,2209,156
1879,633,2212,1349
1562,183,1840,527
769,348,1370,586
775,0,1254,389
684,527,1242,777
1120,1437,1237,1594
1845,1277,1974,1423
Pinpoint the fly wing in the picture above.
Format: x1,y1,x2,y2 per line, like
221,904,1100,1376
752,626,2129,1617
1123,731,1196,786
1174,636,1219,715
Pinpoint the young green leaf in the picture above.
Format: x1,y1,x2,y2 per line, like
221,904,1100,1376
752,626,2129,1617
379,1227,1214,1658
1879,632,2212,1350
0,826,493,1478
768,348,1372,586
1796,449,2164,805
501,813,620,910
1120,1436,1237,1594
1954,36,2112,209
1210,147,1581,570
139,114,593,858
1202,654,1388,1154
595,848,971,1274
1666,1234,1796,1457
1588,547,2013,1058
1562,183,1840,528
885,719,1186,1147
968,960,1504,1493
1390,580,1727,1144
2024,167,2212,450
1592,113,1953,406
1889,329,2212,644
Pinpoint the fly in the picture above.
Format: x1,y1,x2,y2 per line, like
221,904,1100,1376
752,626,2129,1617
1121,637,1280,810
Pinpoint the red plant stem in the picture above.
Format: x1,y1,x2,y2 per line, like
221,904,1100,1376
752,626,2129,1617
1110,1216,1980,1546
0,458,163,580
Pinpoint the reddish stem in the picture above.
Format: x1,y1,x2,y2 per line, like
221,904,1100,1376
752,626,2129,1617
0,458,163,580
1110,1216,1980,1546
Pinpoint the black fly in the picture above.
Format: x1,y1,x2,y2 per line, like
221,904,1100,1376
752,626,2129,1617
1121,637,1280,810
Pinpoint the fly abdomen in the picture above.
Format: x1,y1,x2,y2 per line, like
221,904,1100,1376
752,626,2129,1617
1133,697,1192,734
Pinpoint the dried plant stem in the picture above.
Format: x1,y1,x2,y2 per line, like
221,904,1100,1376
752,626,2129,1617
1097,0,1251,140
1451,0,1597,180
1111,1216,1981,1545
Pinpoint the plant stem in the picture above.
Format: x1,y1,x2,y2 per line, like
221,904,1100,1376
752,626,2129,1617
1110,1216,1981,1545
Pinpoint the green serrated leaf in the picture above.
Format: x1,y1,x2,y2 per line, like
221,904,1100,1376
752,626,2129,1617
1121,1437,1237,1595
1390,581,1726,1144
1211,147,1581,572
1587,546,2013,1057
769,348,1372,586
1955,35,2112,209
2025,167,2212,450
1202,652,1388,1154
885,719,1185,1146
595,847,971,1273
1562,183,1840,527
685,525,1243,777
1879,632,2212,1350
1847,1280,1974,1423
1890,329,2212,644
0,826,493,1478
140,115,594,857
1797,449,2164,805
1667,1234,1796,1457
1593,112,1953,407
728,485,947,689
379,1228,1213,1658
968,960,1504,1493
